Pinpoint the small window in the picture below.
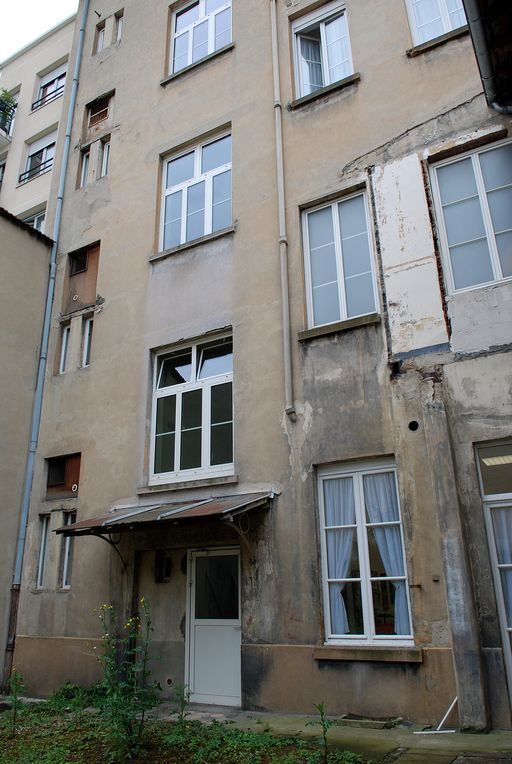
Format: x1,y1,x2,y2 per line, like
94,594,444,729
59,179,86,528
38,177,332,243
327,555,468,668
80,149,90,188
170,0,232,74
69,249,88,275
405,0,467,46
95,22,106,53
59,511,76,588
292,1,354,98
63,243,100,314
0,161,5,186
303,191,378,328
59,324,71,374
431,141,512,293
162,133,231,250
23,209,46,233
46,454,81,500
33,62,67,110
19,132,57,184
115,10,124,42
36,515,50,589
99,138,110,178
88,96,110,128
82,317,94,367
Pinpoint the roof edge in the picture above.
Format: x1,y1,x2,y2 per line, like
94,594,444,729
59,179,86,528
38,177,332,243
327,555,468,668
0,207,54,246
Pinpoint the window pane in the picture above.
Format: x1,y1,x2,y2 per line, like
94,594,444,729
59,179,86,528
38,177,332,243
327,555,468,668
212,170,231,231
325,15,350,83
195,555,238,619
345,273,375,317
338,195,375,317
437,157,477,205
164,191,182,249
211,422,233,465
192,20,208,62
176,2,199,32
372,580,410,635
206,0,227,12
156,395,176,435
486,187,512,235
323,477,355,526
450,239,494,289
308,207,340,325
326,528,359,578
313,282,341,326
363,472,400,523
211,382,232,424
167,151,194,187
478,443,512,496
198,338,233,378
491,507,512,565
202,135,231,173
480,144,512,191
367,526,405,578
299,33,323,94
173,31,189,72
446,0,466,28
186,181,205,241
158,349,192,387
180,389,202,469
329,581,363,635
443,196,486,247
155,433,175,473
214,7,231,49
155,396,176,473
412,0,444,42
496,231,512,278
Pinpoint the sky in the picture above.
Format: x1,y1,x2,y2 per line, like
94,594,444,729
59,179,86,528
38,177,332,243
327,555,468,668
0,1,78,63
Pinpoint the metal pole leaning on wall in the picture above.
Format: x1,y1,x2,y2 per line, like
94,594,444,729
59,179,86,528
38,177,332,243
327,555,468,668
2,0,91,690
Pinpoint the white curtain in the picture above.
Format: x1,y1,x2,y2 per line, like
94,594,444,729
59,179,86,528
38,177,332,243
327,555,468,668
363,473,410,635
300,36,323,94
324,478,355,634
492,507,512,628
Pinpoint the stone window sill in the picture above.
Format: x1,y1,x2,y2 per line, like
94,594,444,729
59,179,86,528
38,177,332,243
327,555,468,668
406,26,469,58
298,313,380,342
149,226,235,263
288,73,360,111
161,43,235,87
137,474,239,495
313,646,423,663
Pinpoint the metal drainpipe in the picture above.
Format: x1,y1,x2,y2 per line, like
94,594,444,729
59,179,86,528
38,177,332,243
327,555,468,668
270,0,296,422
2,0,90,689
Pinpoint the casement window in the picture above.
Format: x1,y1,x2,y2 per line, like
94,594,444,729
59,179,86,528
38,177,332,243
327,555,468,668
406,0,466,45
318,461,413,645
292,1,354,98
46,453,81,500
170,0,231,73
80,149,90,187
59,511,76,588
303,191,378,328
33,63,67,110
151,336,233,483
23,209,46,232
115,11,124,42
88,96,110,128
82,317,94,367
162,133,231,250
431,141,512,293
19,132,57,183
99,138,110,178
59,324,71,374
95,22,106,53
36,515,50,588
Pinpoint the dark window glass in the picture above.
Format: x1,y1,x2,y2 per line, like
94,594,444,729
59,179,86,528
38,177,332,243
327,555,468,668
195,554,238,619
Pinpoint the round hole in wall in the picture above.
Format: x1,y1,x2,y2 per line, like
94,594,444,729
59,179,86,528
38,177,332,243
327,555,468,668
408,420,419,432
167,677,173,686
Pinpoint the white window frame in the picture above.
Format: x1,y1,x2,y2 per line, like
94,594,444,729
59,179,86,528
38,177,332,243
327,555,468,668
430,139,512,294
115,11,124,42
302,190,378,328
405,0,467,46
23,209,46,232
96,22,106,52
59,511,76,589
36,515,50,589
292,0,354,98
318,459,414,647
161,132,231,250
34,62,67,109
80,149,90,188
99,138,110,178
150,335,234,484
22,131,57,183
82,317,93,367
59,324,71,374
170,0,232,74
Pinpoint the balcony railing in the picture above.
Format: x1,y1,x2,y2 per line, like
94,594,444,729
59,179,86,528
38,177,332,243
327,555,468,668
32,84,65,111
0,100,15,136
18,157,54,184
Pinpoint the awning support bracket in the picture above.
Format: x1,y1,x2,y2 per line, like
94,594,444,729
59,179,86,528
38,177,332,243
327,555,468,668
94,532,128,571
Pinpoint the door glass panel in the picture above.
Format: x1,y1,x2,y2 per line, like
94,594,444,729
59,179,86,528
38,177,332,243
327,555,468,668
195,554,238,619
329,581,363,634
477,444,512,496
180,389,202,469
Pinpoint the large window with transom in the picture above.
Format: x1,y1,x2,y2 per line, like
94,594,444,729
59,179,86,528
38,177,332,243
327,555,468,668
170,0,232,74
162,133,231,250
318,460,413,645
151,336,233,483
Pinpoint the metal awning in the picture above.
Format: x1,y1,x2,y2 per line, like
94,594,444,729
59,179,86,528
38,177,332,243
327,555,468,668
55,492,273,537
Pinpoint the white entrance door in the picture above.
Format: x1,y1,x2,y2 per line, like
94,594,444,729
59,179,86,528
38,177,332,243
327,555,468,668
186,548,241,706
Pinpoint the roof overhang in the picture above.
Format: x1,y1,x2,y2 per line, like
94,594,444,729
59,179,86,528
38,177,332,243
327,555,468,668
55,492,274,537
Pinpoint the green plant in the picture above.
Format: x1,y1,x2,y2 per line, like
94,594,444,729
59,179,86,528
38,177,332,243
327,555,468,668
307,701,332,764
173,681,191,723
8,667,25,737
95,597,161,760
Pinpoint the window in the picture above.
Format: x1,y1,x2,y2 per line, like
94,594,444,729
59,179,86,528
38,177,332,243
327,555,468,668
59,324,71,374
171,0,231,73
23,209,46,232
318,461,413,645
151,336,233,482
63,243,100,314
33,63,67,110
292,1,353,98
99,138,110,177
80,149,90,187
406,0,466,45
36,515,50,588
82,317,94,367
431,141,512,292
46,454,81,500
0,160,5,186
115,11,124,42
95,22,106,53
19,132,57,183
162,133,231,250
303,191,377,328
88,96,110,128
59,511,76,588
69,249,88,275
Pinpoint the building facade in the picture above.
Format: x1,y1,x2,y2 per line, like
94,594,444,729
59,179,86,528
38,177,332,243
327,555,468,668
10,0,512,730
0,15,75,232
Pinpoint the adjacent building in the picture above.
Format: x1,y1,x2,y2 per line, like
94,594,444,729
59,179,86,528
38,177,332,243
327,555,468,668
7,0,512,731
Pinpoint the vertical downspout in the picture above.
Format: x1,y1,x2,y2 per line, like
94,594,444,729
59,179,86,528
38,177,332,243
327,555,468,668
2,0,90,689
270,0,296,422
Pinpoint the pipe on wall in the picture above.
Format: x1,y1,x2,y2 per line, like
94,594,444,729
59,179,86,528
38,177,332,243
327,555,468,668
270,0,296,422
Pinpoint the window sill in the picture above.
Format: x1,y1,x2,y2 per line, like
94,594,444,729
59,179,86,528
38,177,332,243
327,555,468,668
313,646,422,663
288,72,361,111
161,43,235,87
298,313,380,342
137,474,239,495
150,225,235,263
406,26,469,57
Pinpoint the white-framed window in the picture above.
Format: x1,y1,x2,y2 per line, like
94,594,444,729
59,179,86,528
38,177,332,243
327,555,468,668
431,140,512,293
292,0,354,98
82,317,93,367
23,209,46,233
80,149,90,188
303,191,378,328
95,22,106,53
151,335,233,483
36,515,50,589
59,324,71,374
20,132,57,184
170,0,231,73
115,10,124,42
59,511,76,589
33,62,67,110
318,460,413,646
405,0,466,45
99,138,110,178
162,133,231,250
